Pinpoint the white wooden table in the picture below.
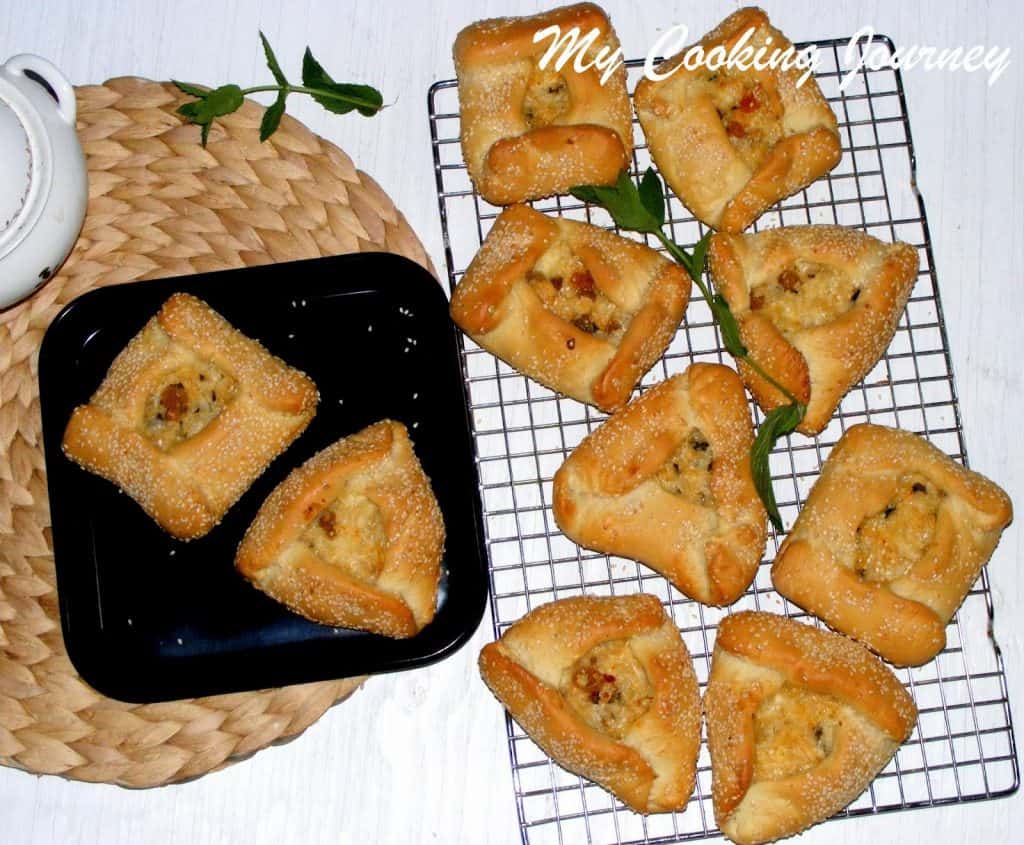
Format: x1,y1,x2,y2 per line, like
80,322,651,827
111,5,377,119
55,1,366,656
1,2,1020,843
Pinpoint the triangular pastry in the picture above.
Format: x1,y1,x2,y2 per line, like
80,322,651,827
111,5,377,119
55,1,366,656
236,420,445,638
708,225,919,435
553,364,766,605
772,424,1012,665
479,593,701,813
62,292,317,539
450,204,690,412
635,7,841,233
454,3,633,205
705,611,917,845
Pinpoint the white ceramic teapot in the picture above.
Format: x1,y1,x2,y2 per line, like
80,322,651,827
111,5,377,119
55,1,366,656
0,55,87,309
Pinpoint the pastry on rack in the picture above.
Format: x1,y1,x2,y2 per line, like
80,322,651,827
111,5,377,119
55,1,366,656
634,7,841,233
705,611,917,845
453,2,633,205
553,364,766,605
236,420,445,639
772,424,1013,666
708,225,919,435
449,204,690,412
62,292,318,539
479,593,701,814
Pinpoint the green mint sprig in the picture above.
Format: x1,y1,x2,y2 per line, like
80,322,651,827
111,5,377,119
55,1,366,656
173,32,383,146
571,168,806,531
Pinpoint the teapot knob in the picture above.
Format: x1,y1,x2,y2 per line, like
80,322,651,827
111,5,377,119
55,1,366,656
3,54,76,124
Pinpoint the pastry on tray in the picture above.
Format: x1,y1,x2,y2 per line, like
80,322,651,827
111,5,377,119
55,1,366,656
634,7,841,233
772,424,1013,666
705,611,917,845
236,420,445,638
449,204,690,412
553,364,766,605
479,593,701,814
707,225,919,435
453,2,633,205
62,292,318,539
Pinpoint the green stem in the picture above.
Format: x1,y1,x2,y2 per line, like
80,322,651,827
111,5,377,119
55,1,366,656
653,230,801,406
239,83,381,111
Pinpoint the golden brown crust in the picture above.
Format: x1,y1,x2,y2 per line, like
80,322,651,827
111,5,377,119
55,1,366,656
453,3,632,205
450,204,690,412
61,293,318,539
635,7,841,232
479,594,701,813
708,225,919,435
705,612,917,844
772,424,1013,665
553,364,766,604
236,420,446,638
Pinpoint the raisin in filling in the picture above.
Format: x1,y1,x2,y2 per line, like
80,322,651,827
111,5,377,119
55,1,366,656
656,427,715,507
753,686,843,781
706,75,784,171
749,259,859,335
854,473,943,582
522,65,572,129
142,361,238,450
561,639,653,739
301,491,387,583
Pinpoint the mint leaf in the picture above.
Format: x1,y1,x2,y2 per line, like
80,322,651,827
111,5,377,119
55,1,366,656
638,167,665,227
302,48,383,116
711,294,748,359
260,91,287,141
571,170,662,234
260,32,288,87
203,84,244,118
173,80,208,98
751,403,806,531
689,231,711,281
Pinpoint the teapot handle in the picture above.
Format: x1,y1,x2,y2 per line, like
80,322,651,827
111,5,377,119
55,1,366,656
3,54,77,124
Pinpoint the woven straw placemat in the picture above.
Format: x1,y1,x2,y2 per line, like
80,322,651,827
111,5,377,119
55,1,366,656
0,77,435,787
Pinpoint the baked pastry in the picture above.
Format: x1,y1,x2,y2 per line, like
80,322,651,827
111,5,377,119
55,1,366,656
553,364,766,605
236,420,445,638
62,292,317,539
708,225,919,435
705,611,917,845
772,424,1012,666
479,593,700,813
634,7,841,233
453,3,633,205
449,204,690,412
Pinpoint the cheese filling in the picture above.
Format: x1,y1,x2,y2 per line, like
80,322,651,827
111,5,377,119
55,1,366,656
750,259,860,335
855,473,943,582
561,639,653,738
656,427,715,507
302,491,387,582
522,65,571,129
142,361,238,450
753,685,843,781
704,76,784,171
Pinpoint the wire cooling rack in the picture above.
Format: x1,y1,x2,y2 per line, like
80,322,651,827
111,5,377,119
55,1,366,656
428,34,1018,845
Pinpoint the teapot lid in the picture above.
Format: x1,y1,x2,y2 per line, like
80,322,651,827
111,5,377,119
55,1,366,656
0,101,32,242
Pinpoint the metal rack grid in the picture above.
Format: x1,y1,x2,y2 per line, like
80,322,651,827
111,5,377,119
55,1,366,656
428,34,1018,845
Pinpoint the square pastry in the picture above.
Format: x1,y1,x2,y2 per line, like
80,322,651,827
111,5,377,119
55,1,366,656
708,225,919,435
453,3,633,205
449,204,690,412
479,594,701,813
634,7,841,232
772,424,1013,666
236,420,445,639
705,612,916,845
553,364,766,605
62,292,317,539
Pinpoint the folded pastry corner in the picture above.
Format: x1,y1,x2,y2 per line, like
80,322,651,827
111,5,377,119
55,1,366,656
479,593,701,814
771,423,1012,666
236,420,445,638
553,363,766,605
708,225,919,435
450,204,690,412
705,611,917,845
62,292,318,539
454,2,632,205
635,7,841,233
